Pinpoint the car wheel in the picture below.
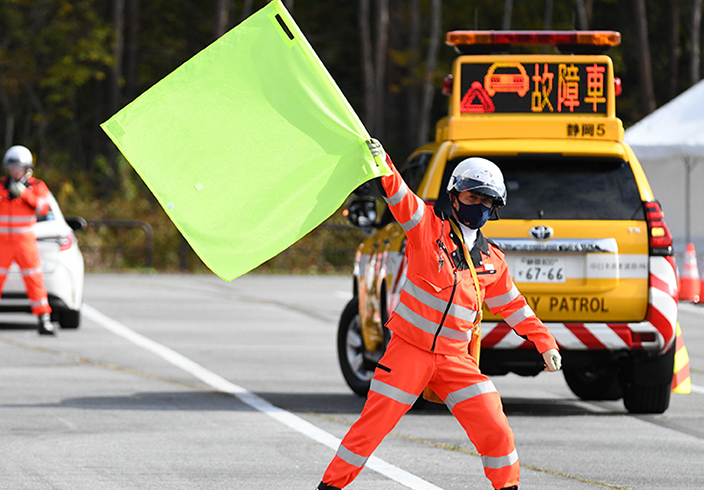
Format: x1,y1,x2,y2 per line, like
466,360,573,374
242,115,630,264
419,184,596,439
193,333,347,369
337,297,374,397
564,365,623,400
623,382,671,414
59,309,81,329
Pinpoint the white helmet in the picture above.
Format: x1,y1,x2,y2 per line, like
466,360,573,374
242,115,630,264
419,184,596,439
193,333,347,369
3,145,34,171
446,157,507,207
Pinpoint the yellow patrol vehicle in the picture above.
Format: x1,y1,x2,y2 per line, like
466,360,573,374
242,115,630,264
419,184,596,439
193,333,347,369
340,31,679,414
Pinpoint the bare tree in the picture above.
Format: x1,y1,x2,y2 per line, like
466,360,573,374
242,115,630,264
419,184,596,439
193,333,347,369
407,0,421,149
544,0,554,29
633,0,656,113
691,0,703,85
418,0,441,144
359,0,375,133
574,0,588,29
214,0,229,38
110,0,125,116
125,0,140,101
358,0,389,137
373,0,389,139
1,88,15,149
502,0,513,29
668,0,680,100
242,0,254,21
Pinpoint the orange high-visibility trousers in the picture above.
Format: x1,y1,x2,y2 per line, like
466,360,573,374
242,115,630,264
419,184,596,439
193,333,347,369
0,234,51,316
322,334,519,489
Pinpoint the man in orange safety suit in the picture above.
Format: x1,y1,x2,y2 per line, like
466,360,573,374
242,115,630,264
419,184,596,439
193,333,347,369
316,140,562,490
0,145,55,335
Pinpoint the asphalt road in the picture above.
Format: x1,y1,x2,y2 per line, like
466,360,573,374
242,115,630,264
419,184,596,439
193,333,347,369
0,273,702,490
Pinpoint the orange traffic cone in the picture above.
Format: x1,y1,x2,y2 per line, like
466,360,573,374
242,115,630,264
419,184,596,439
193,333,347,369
671,323,691,394
679,243,700,302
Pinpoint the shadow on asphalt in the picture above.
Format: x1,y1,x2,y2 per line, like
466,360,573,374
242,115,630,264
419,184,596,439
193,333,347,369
0,320,38,331
263,392,624,416
0,391,624,416
501,397,625,416
1,391,253,412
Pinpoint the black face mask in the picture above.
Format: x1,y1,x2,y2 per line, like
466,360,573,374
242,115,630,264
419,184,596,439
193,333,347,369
454,201,491,229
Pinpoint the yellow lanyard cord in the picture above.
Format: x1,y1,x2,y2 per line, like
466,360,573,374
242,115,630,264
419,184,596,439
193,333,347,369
449,220,483,362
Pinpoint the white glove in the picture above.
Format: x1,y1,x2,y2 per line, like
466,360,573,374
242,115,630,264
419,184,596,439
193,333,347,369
366,138,385,158
8,180,26,198
542,349,562,372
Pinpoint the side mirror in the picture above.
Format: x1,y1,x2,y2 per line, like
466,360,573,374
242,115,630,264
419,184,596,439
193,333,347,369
345,197,378,230
65,216,88,232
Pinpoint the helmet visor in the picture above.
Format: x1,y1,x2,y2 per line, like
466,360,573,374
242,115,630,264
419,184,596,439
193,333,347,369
452,177,504,205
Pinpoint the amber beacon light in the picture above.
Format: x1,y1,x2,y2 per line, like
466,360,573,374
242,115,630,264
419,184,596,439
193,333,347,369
446,30,621,49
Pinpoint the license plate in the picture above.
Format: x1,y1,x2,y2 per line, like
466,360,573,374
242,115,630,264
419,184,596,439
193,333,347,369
514,256,566,283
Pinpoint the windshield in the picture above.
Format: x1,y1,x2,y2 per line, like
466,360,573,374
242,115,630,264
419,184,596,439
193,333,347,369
437,155,645,221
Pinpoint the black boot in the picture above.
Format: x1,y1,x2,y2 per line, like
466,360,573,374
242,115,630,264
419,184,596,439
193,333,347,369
38,314,56,335
497,487,518,490
317,483,341,490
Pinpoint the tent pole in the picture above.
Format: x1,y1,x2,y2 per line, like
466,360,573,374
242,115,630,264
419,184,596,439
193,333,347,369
685,156,692,245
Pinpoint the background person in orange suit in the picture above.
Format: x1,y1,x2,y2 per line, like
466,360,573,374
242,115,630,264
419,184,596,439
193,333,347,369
316,140,562,490
0,145,55,335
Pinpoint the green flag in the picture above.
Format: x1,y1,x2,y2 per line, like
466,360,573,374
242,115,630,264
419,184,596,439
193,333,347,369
101,0,389,281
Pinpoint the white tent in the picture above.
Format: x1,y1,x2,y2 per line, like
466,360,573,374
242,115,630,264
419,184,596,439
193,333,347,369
624,79,704,256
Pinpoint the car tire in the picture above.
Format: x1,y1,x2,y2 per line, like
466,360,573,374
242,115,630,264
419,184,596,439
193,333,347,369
623,382,671,414
337,297,374,397
563,365,623,400
59,309,81,329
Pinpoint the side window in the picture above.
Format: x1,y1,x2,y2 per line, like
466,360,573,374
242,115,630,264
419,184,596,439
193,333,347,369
380,152,433,226
400,153,433,192
37,209,56,222
435,158,461,218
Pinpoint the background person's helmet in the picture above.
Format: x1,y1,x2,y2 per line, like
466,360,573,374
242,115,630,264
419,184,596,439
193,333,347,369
3,145,34,171
446,157,507,208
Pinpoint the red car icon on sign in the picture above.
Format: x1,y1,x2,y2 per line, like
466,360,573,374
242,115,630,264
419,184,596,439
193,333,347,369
484,62,530,97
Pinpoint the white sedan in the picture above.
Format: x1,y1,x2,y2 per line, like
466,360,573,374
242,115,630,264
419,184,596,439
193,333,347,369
0,192,85,328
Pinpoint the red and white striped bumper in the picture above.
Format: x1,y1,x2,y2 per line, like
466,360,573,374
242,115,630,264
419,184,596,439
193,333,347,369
482,256,678,354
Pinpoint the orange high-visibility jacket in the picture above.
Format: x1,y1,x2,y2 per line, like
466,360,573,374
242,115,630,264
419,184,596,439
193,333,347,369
0,177,51,236
381,155,558,356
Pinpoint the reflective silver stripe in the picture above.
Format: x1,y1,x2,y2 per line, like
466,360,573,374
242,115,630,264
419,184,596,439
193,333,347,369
445,380,497,412
403,279,477,322
0,268,8,274
30,299,49,307
336,444,368,468
383,181,409,206
395,302,471,341
399,196,425,232
482,449,518,469
370,379,418,405
0,215,36,222
0,226,33,233
485,284,520,309
21,268,42,276
504,305,535,327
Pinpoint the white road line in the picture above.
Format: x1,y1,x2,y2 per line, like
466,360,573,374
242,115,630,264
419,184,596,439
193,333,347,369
692,384,704,395
82,303,443,490
335,290,353,299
